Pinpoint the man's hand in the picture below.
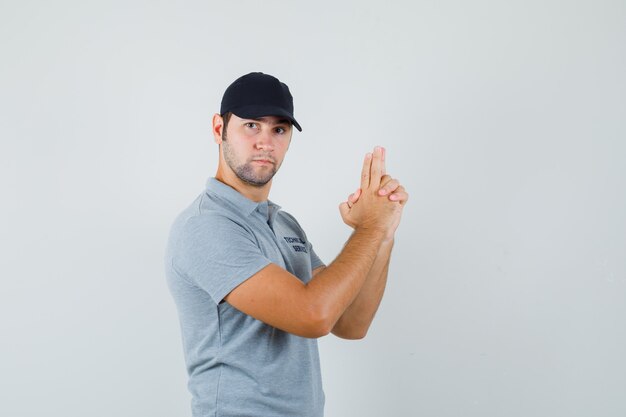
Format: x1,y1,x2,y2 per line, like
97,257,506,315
340,146,408,241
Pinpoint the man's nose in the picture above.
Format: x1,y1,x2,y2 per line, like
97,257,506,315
254,129,274,151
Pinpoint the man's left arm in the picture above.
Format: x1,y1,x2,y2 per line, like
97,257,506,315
313,237,394,339
314,151,408,339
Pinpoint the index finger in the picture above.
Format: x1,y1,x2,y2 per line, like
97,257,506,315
369,146,383,189
360,152,372,188
381,147,386,176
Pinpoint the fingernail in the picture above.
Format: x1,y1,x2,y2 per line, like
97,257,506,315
379,189,387,195
366,153,372,159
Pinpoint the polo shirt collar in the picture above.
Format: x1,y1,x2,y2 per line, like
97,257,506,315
205,177,280,217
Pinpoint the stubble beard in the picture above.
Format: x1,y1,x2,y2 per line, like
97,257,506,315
222,135,278,187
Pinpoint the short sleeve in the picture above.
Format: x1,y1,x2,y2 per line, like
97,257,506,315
173,214,272,304
277,210,325,274
309,243,325,271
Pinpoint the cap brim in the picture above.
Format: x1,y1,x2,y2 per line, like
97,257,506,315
228,104,302,132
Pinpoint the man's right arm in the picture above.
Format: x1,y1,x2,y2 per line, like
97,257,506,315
224,148,400,338
224,227,386,338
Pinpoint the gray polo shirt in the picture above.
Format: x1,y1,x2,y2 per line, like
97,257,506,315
165,178,326,417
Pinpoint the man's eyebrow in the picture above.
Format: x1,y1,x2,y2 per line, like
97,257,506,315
249,117,292,126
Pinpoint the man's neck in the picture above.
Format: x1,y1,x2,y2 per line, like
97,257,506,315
214,170,271,203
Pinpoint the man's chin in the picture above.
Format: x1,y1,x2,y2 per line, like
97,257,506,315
243,179,271,187
238,173,275,187
234,163,278,187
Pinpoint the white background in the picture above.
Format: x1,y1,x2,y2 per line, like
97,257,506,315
1,1,625,416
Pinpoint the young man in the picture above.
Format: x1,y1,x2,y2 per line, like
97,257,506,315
165,72,408,417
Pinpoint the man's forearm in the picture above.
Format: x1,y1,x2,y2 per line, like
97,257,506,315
304,228,386,333
330,239,393,339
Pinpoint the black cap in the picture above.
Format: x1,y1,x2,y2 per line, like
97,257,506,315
220,72,302,132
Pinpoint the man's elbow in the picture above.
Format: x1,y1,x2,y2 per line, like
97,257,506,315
297,323,332,339
330,323,369,340
302,326,332,339
300,311,371,340
294,306,334,339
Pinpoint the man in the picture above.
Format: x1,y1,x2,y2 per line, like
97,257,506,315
165,72,408,417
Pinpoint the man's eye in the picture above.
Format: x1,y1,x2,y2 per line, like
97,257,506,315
245,122,257,129
275,127,286,134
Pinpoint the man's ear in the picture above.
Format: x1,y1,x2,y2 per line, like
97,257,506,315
212,113,224,144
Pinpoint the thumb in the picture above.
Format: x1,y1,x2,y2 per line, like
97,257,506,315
339,201,350,219
350,188,362,203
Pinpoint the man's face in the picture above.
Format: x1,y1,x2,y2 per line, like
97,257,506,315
221,114,293,187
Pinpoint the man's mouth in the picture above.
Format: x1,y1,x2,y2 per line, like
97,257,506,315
251,158,275,165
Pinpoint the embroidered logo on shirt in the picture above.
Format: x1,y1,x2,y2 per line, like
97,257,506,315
283,236,308,253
